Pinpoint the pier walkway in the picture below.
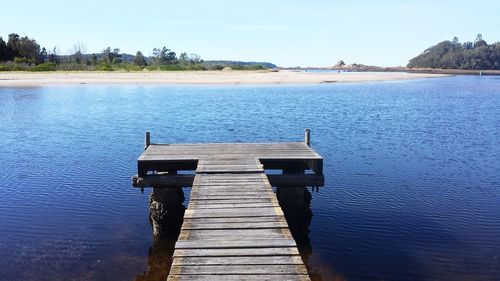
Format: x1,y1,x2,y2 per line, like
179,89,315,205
133,132,323,280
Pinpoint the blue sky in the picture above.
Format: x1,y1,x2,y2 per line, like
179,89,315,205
1,0,499,67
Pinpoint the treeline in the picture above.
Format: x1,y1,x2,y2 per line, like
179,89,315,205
0,33,272,71
408,34,500,70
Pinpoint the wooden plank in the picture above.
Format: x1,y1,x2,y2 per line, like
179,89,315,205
189,197,276,203
192,186,268,190
182,220,288,230
192,183,268,187
175,239,296,249
188,195,274,201
198,164,263,168
198,167,263,171
173,247,301,257
178,229,293,240
172,256,304,266
191,189,267,197
194,181,267,185
140,155,322,162
182,216,286,224
187,203,280,209
167,274,310,281
140,154,321,160
183,207,284,218
192,191,272,197
196,175,266,178
197,174,267,178
187,199,276,205
169,264,308,275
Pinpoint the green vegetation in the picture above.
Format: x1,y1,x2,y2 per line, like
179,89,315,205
0,33,275,71
408,34,500,70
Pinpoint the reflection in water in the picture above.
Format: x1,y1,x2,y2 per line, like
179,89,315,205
135,238,176,281
136,187,185,281
277,186,326,281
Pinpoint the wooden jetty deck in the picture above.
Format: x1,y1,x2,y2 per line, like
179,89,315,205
133,131,323,280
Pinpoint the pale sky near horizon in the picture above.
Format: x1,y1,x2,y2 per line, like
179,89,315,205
1,0,499,67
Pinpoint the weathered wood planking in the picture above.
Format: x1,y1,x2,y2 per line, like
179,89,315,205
167,274,310,281
166,156,311,280
137,142,323,177
135,137,323,280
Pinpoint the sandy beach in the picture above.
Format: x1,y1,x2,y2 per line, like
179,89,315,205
0,70,449,87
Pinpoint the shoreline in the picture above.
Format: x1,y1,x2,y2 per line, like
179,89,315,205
0,70,450,87
286,66,500,76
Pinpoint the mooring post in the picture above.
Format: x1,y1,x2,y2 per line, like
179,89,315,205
305,128,311,147
145,131,151,150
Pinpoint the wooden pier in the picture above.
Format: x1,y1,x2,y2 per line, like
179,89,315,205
132,130,323,280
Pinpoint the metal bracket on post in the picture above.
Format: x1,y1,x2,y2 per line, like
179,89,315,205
305,128,311,147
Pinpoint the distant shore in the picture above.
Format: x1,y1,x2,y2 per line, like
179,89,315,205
290,66,500,76
403,68,500,75
0,70,450,87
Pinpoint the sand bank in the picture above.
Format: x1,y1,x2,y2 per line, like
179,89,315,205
0,70,449,87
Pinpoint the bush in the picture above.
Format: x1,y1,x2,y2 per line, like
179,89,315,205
114,62,143,71
159,64,183,71
13,57,33,64
96,63,113,71
0,64,14,71
55,63,88,71
187,64,206,70
31,62,57,71
0,63,29,71
210,64,224,70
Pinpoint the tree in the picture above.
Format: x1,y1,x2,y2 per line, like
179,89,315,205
133,51,147,66
152,46,177,65
474,33,486,48
0,37,10,61
101,47,121,64
91,54,98,65
5,33,41,63
73,51,83,64
179,52,188,62
408,34,500,70
6,33,20,57
39,47,48,63
101,47,112,63
112,48,122,63
188,53,202,64
69,42,86,64
48,47,60,63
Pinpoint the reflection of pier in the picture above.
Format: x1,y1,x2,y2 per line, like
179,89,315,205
132,130,323,280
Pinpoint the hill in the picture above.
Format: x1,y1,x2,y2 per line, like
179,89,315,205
408,34,500,70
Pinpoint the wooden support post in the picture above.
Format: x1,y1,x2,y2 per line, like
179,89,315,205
277,168,312,243
149,187,185,237
305,128,310,147
145,131,151,150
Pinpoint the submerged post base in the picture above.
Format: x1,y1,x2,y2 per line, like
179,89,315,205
149,187,185,237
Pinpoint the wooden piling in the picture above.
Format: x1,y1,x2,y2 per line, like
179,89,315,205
305,128,311,147
145,131,151,150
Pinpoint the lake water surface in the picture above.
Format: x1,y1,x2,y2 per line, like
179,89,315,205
0,76,499,281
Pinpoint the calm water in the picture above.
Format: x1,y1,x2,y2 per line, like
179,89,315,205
0,76,499,281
